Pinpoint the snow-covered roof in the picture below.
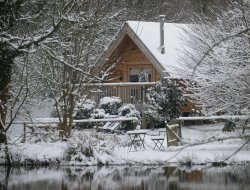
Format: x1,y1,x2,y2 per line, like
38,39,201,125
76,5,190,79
126,21,188,78
94,21,189,78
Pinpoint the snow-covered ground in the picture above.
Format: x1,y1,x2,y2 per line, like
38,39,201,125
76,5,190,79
1,123,249,166
124,124,250,165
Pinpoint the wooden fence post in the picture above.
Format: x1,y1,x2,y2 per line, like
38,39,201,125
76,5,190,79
165,121,183,146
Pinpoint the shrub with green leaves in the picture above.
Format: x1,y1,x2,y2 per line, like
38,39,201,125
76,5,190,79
144,78,186,128
91,109,105,119
74,99,96,128
222,120,236,132
99,97,122,115
118,104,140,131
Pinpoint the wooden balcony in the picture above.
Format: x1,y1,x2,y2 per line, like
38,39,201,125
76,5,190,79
85,82,157,109
83,81,199,114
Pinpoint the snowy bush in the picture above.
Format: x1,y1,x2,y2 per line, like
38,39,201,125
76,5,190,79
144,78,186,128
91,109,105,119
118,104,140,131
99,97,122,115
63,132,94,163
178,154,198,166
74,99,96,128
22,124,61,143
222,120,236,132
74,99,96,119
63,132,121,165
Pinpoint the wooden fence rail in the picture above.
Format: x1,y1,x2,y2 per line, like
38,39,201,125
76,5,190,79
8,117,139,143
178,115,249,121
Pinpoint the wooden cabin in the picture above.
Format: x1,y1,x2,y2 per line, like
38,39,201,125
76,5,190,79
90,18,198,114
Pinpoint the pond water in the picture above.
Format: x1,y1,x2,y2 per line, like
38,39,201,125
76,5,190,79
0,165,250,190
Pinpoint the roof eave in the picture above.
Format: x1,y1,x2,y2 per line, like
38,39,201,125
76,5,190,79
91,23,128,75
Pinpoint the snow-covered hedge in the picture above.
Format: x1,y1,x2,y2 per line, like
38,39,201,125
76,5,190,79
118,104,140,131
91,108,105,119
144,78,186,128
99,97,122,115
63,132,95,164
62,131,128,165
74,99,96,119
72,97,141,131
74,99,96,128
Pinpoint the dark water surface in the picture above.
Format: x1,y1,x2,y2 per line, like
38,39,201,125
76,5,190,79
0,165,250,190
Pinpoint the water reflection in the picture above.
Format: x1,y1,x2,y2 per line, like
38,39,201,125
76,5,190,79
0,165,250,190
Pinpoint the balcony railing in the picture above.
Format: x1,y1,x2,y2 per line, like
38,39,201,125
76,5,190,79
85,82,157,106
83,81,198,114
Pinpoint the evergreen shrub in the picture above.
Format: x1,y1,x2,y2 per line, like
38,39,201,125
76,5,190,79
144,78,186,128
118,104,140,131
74,99,96,128
222,120,236,132
99,97,122,115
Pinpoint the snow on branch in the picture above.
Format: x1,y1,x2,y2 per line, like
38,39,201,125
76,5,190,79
1,0,80,51
192,27,250,76
42,46,103,82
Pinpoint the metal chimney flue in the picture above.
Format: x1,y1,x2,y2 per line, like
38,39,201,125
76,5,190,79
159,15,165,54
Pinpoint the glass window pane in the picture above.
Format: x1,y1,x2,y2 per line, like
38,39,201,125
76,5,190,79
129,68,139,82
130,75,139,82
129,68,139,75
129,67,153,82
140,68,152,82
142,68,152,74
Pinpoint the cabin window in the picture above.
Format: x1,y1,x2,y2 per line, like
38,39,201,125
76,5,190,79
129,68,139,82
129,67,152,82
141,68,152,82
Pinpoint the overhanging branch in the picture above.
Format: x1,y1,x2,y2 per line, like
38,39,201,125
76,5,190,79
192,27,250,76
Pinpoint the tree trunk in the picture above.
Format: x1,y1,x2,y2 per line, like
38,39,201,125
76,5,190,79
60,95,75,138
61,112,68,138
0,57,13,143
68,94,75,137
0,46,16,165
4,136,11,166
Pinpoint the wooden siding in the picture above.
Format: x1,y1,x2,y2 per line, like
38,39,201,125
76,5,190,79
101,35,161,82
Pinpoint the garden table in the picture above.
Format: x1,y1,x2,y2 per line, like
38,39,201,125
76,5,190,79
127,129,148,151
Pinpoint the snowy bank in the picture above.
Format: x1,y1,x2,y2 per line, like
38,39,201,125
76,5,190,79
1,123,250,166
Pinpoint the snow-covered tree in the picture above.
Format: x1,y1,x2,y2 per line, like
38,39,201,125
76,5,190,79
180,0,250,117
144,79,186,128
38,31,106,137
0,1,77,163
0,0,122,164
